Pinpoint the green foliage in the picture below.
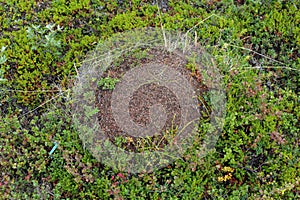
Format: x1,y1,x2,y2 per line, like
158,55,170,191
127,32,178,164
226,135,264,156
0,46,7,64
26,23,63,55
0,46,7,82
0,0,299,199
97,76,120,90
0,69,6,82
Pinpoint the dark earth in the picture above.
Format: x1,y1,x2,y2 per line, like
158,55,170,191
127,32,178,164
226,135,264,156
96,47,210,152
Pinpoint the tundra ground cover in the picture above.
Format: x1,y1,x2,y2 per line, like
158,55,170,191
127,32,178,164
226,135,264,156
0,0,299,199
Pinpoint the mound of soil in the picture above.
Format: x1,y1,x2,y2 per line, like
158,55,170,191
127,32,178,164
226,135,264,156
96,47,209,152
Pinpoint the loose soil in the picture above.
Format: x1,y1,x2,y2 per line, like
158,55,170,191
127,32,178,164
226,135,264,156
96,47,209,152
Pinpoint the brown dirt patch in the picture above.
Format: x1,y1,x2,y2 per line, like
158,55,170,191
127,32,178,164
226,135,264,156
95,47,209,152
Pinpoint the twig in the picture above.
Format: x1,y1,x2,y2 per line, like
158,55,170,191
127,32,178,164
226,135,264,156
225,43,285,65
185,14,225,36
230,65,299,72
18,92,66,119
74,62,79,76
0,89,67,93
